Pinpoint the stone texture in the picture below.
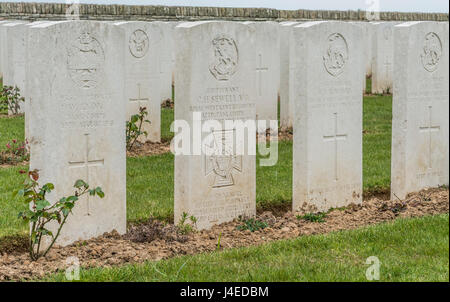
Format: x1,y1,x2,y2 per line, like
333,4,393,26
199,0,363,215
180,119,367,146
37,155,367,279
0,20,27,85
391,21,449,199
153,21,176,104
291,21,363,212
243,21,280,129
351,21,370,92
27,21,126,246
0,2,448,21
371,22,399,94
22,21,51,139
279,21,301,129
174,21,256,229
5,22,29,115
114,21,162,142
0,20,13,79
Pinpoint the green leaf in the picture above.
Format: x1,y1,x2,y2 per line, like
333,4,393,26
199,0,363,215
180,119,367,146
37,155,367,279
96,187,105,198
61,208,70,217
74,179,87,188
35,199,51,211
66,195,78,202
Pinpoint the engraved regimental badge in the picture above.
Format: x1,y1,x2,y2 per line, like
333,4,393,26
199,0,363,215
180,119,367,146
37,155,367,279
209,34,239,81
67,32,105,89
421,32,442,73
129,29,149,58
323,33,348,77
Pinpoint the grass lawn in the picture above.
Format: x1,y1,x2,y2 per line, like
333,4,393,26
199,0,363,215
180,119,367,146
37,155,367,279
1,95,392,239
41,214,449,282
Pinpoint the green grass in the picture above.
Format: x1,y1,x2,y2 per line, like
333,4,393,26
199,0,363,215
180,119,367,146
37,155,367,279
0,114,25,147
161,107,174,142
365,76,372,94
1,95,392,239
0,165,28,238
363,95,392,192
41,214,449,282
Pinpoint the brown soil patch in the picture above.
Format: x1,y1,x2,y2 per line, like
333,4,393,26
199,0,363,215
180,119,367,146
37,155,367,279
0,160,28,168
0,113,24,119
0,235,28,255
0,187,447,281
126,140,171,157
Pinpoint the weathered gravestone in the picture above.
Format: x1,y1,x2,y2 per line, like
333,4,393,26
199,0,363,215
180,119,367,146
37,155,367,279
243,21,280,130
280,21,301,129
27,21,126,246
363,22,374,78
23,21,53,140
153,21,176,104
391,21,449,200
351,22,369,92
0,20,19,79
114,21,162,142
174,21,256,229
371,22,398,94
5,22,28,114
0,20,11,79
0,21,27,87
291,21,363,212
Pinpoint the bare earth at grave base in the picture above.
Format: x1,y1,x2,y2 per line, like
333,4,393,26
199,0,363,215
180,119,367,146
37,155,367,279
0,187,448,281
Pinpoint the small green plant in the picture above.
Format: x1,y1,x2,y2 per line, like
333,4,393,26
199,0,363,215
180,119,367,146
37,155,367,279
177,212,197,235
216,232,222,251
236,218,268,232
1,139,29,164
0,85,25,115
126,106,151,151
297,212,327,223
14,169,105,261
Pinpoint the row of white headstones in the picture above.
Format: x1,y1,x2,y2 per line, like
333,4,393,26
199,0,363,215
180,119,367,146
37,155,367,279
0,20,448,247
1,20,418,136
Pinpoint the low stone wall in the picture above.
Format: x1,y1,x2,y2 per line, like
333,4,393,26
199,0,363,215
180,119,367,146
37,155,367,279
0,2,448,22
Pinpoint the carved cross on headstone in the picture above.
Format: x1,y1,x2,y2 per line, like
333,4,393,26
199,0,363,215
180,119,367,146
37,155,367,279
323,113,348,181
419,105,440,169
68,134,104,216
255,53,269,97
129,83,149,107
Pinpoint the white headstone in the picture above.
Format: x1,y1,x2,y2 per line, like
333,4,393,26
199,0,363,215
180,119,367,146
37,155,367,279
174,21,256,229
22,21,52,139
153,21,176,104
351,21,370,92
115,21,162,142
0,20,17,79
27,21,126,246
24,21,59,141
280,21,301,129
0,21,27,86
243,21,280,130
5,23,28,114
391,21,449,199
291,21,363,212
371,22,398,94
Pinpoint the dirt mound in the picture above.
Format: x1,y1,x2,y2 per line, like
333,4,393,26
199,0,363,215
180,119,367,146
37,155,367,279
0,187,448,281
